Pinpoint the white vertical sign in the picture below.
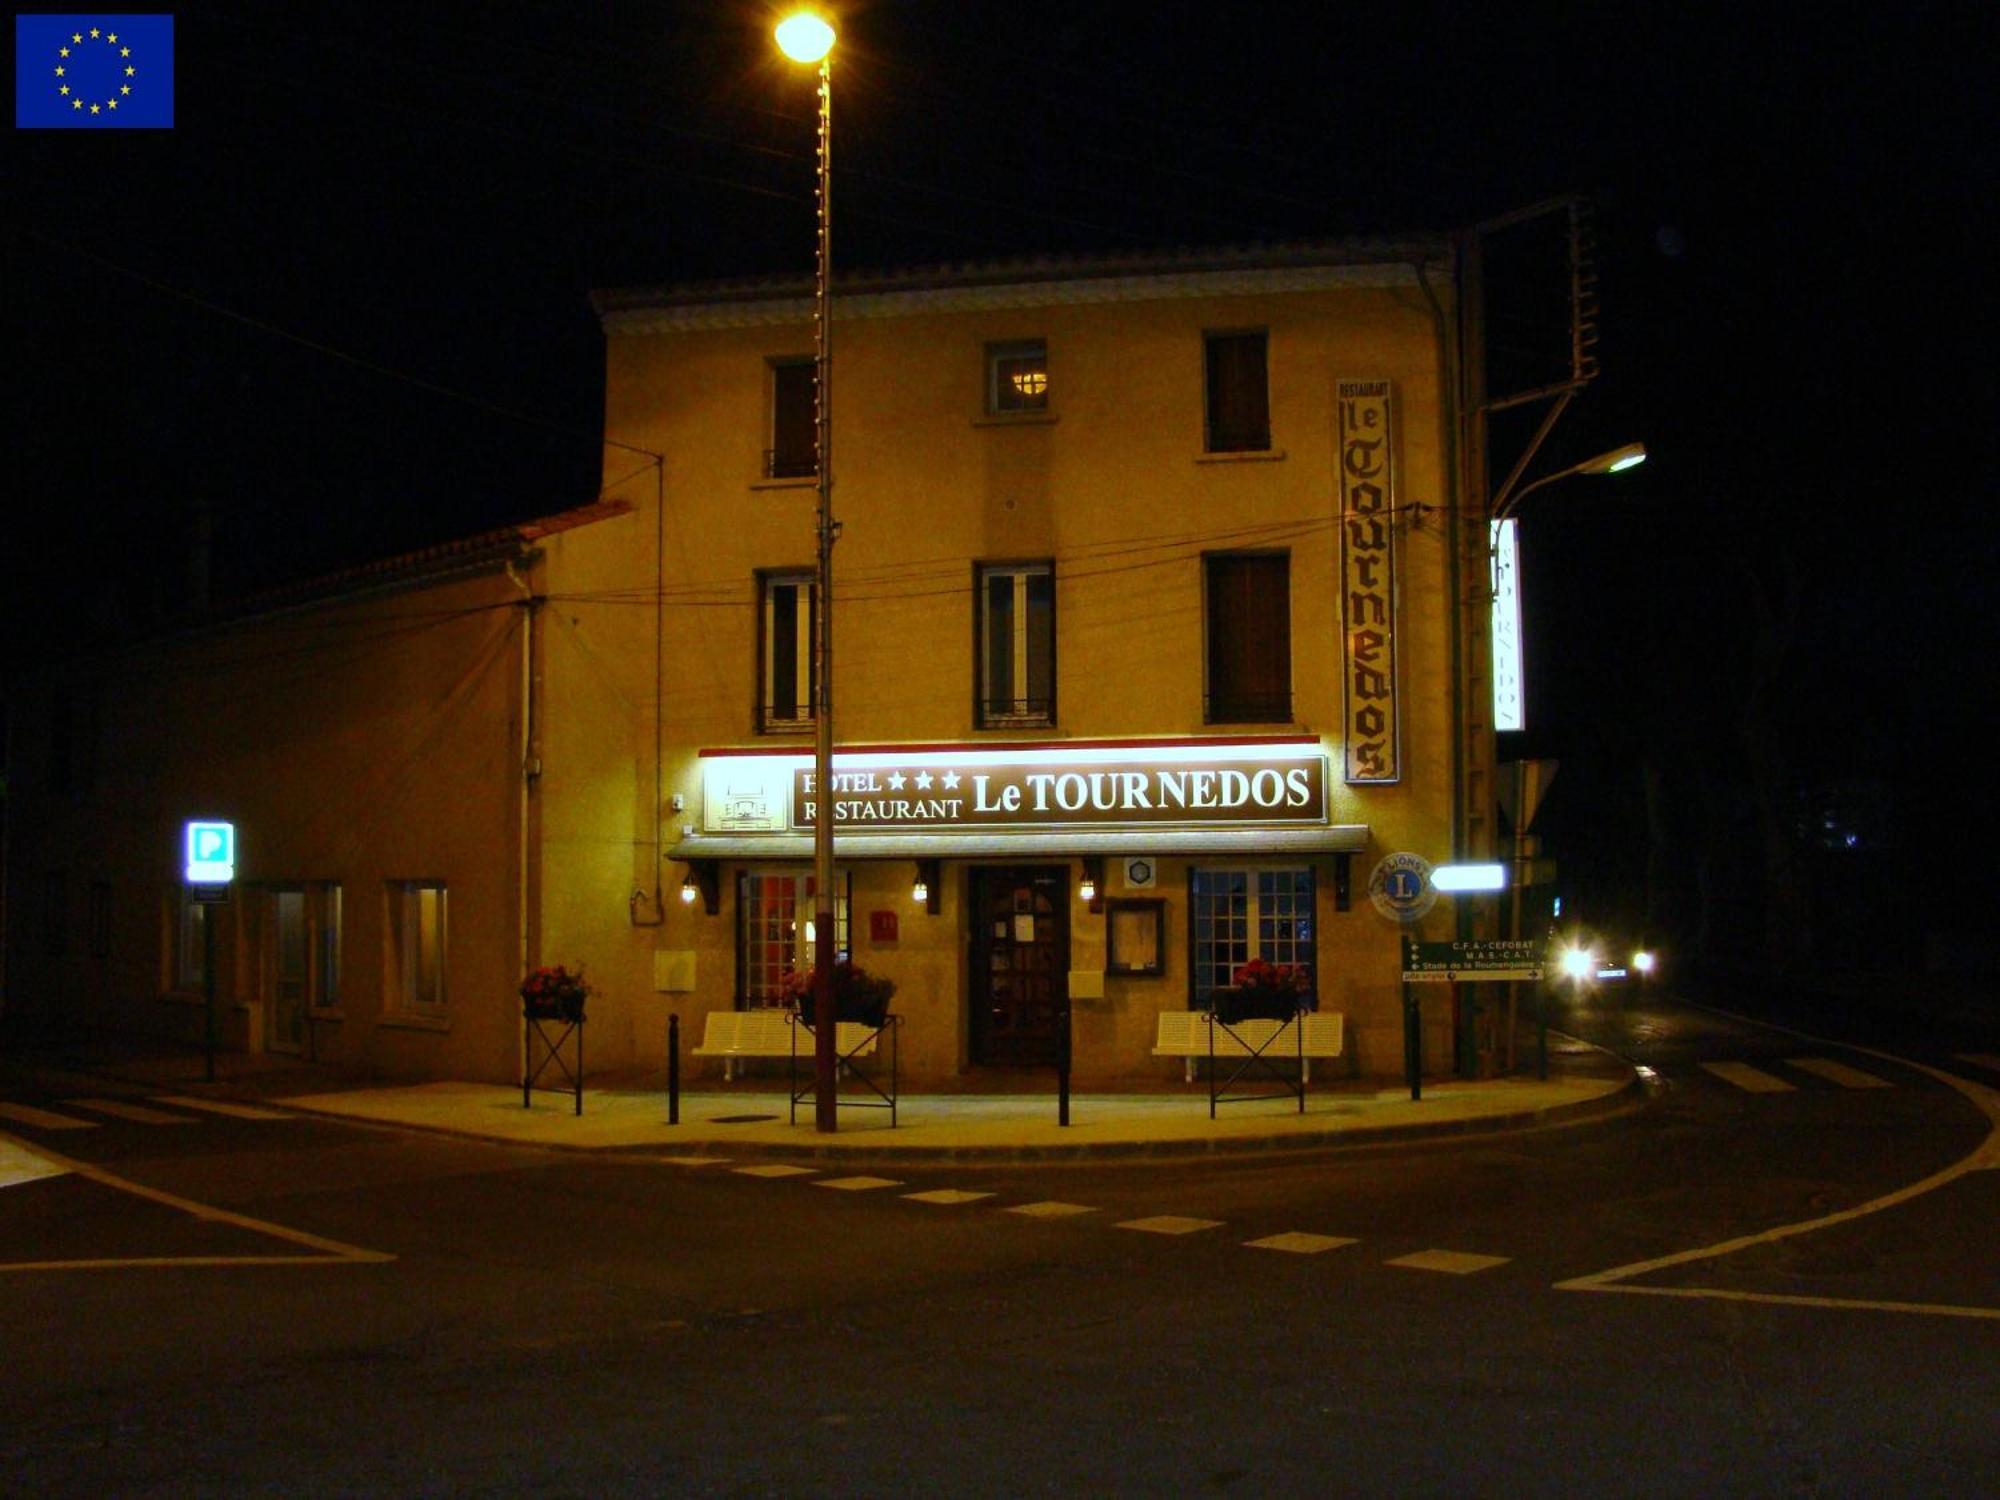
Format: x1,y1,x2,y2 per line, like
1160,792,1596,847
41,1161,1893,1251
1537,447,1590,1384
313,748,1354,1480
1490,518,1524,733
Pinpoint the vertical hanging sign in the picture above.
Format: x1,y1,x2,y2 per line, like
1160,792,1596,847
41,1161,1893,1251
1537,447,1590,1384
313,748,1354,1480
1491,517,1525,732
1339,380,1400,783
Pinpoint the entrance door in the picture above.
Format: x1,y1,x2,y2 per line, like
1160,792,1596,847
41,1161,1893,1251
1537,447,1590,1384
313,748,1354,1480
268,889,308,1054
969,867,1068,1066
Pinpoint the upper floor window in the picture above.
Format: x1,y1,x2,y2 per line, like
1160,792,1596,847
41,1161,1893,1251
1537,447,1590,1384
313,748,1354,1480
1204,551,1291,723
976,561,1054,727
759,570,817,733
767,358,818,478
986,340,1049,414
1204,330,1270,452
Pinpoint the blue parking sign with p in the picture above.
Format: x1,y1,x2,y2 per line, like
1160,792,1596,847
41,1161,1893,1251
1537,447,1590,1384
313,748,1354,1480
184,820,235,884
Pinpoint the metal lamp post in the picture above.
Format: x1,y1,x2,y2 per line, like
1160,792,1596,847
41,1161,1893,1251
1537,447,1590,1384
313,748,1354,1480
775,11,840,1131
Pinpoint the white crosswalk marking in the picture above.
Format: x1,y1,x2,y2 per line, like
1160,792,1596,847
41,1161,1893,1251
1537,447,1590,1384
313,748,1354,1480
732,1164,817,1178
1116,1215,1224,1236
814,1176,903,1192
0,1102,98,1131
1699,1060,1795,1094
1004,1201,1097,1219
62,1099,198,1125
1786,1057,1892,1090
1246,1232,1358,1255
659,1156,730,1167
151,1095,293,1120
1387,1249,1511,1275
903,1189,995,1205
2,1139,69,1189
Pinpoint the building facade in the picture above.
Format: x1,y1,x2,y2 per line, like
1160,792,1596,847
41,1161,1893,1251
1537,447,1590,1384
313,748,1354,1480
5,242,1481,1085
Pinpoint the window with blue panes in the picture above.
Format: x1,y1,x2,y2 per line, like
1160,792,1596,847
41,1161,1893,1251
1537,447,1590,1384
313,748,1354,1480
1189,867,1315,1007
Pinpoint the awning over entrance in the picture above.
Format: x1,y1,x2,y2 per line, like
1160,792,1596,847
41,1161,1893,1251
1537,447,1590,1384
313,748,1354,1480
666,826,1370,862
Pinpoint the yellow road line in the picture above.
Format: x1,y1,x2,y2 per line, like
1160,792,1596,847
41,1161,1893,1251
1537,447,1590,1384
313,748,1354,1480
0,1130,394,1272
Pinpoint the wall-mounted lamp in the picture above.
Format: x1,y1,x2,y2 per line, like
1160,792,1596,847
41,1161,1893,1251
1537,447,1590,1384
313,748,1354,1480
679,862,719,915
1079,856,1104,912
914,859,941,915
911,874,929,905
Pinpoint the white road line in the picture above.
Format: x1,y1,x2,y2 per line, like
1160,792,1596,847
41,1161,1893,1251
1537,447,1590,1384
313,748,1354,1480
903,1189,995,1205
1786,1057,1892,1090
1116,1215,1225,1236
659,1155,730,1167
1387,1249,1512,1275
0,1102,98,1131
1005,1201,1098,1219
732,1164,817,1179
814,1176,903,1192
1246,1232,1357,1255
2,1138,69,1189
151,1095,294,1120
1560,1001,2000,1321
62,1099,198,1125
1698,1060,1795,1094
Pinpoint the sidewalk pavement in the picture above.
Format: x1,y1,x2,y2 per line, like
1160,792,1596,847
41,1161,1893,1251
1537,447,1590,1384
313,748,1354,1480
5,1029,1639,1163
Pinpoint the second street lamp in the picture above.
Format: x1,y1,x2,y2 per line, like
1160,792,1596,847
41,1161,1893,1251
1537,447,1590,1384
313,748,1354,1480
775,10,840,1131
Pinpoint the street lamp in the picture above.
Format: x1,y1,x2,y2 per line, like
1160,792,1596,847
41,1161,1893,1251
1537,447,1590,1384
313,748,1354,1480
1493,442,1645,522
775,9,840,1131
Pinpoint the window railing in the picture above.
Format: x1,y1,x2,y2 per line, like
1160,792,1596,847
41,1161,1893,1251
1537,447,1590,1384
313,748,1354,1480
978,695,1054,728
1204,689,1291,724
764,448,818,480
760,702,816,733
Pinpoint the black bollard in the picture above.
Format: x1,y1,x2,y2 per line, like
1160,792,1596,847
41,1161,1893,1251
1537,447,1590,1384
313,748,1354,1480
667,1013,680,1125
1058,1000,1072,1127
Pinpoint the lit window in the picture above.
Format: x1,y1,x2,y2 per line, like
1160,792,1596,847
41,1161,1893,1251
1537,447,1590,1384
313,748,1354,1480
390,880,447,1012
737,870,851,1006
759,570,817,732
1189,868,1315,1007
1204,551,1291,723
976,561,1054,727
767,358,818,478
1204,330,1270,452
987,340,1049,414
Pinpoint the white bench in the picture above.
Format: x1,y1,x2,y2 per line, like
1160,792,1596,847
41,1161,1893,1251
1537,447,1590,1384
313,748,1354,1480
1152,1009,1345,1083
691,1009,882,1081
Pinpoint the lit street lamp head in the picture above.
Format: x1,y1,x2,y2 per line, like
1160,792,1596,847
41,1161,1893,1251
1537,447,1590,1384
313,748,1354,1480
775,11,835,63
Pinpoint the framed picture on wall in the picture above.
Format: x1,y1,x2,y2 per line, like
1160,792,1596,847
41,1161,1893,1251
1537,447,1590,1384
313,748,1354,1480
1105,899,1166,977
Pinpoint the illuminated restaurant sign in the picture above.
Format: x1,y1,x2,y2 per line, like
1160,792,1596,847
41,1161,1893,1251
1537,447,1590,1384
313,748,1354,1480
703,746,1329,834
1339,379,1400,783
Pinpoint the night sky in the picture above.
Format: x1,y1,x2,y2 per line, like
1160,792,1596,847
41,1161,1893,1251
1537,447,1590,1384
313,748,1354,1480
12,1,1996,952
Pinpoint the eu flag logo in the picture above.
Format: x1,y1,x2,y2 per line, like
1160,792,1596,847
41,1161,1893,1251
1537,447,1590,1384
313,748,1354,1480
16,15,175,129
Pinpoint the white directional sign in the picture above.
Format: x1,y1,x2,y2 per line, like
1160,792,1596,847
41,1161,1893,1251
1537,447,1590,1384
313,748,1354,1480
184,821,236,885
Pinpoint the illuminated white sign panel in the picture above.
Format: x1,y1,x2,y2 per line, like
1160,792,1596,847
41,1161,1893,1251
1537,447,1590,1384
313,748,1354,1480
183,820,236,885
701,743,1330,835
1491,517,1525,733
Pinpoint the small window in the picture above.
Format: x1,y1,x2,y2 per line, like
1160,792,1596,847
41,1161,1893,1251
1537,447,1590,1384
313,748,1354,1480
1188,868,1315,1007
975,561,1054,727
759,570,817,732
1204,551,1291,723
768,358,817,478
737,870,852,1006
986,340,1049,414
389,880,447,1012
1204,330,1270,452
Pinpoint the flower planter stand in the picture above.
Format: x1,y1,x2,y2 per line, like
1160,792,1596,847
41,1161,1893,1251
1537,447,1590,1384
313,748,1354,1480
788,1010,901,1127
523,1008,584,1116
1205,991,1307,1118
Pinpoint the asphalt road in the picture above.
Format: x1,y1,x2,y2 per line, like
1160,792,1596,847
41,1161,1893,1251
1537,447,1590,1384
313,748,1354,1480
4,993,1996,1497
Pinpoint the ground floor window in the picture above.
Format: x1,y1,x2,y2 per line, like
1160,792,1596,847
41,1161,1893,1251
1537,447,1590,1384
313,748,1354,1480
1188,867,1315,1007
737,869,850,1006
389,880,447,1012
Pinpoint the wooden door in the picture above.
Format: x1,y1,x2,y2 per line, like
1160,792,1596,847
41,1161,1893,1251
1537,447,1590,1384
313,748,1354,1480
969,867,1068,1066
